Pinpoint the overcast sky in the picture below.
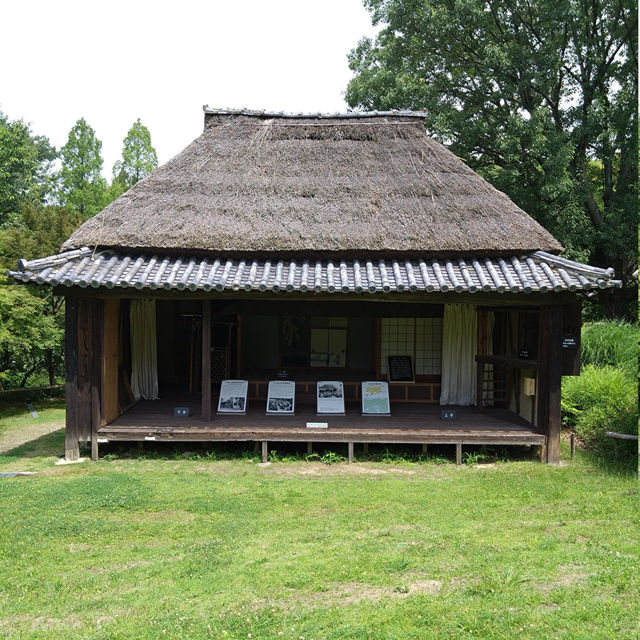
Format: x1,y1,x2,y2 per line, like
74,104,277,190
1,0,378,178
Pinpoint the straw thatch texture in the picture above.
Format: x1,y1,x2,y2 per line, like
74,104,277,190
62,113,563,256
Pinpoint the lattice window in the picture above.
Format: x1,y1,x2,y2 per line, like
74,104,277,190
380,318,442,376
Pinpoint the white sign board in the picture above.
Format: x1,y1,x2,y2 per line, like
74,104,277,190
316,381,346,415
361,381,391,416
266,380,296,415
217,379,248,414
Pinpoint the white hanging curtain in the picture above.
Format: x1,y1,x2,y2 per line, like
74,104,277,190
130,298,159,401
440,303,477,406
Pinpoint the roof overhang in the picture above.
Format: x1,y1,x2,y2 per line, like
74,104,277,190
8,249,621,295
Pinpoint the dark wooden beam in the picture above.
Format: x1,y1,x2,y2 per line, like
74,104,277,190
201,300,212,421
90,299,104,461
537,305,563,463
102,299,119,425
476,309,488,411
64,296,79,461
53,286,578,307
76,299,92,443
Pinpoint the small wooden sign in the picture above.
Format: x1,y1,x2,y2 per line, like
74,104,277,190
387,355,414,383
217,380,248,415
266,380,295,415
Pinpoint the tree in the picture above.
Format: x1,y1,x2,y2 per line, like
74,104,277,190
0,111,57,226
59,118,107,219
112,118,158,189
346,0,637,317
0,203,81,388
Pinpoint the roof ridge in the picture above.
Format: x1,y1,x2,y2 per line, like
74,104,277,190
202,106,428,119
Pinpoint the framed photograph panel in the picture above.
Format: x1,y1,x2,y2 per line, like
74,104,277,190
217,380,248,415
316,381,345,415
266,380,296,415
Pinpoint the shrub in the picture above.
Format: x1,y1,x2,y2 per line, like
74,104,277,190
562,365,637,450
580,320,637,376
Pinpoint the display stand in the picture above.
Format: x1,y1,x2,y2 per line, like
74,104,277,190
316,381,346,416
266,380,296,415
217,380,248,415
361,381,391,416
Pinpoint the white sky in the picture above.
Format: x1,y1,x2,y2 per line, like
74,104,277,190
0,0,378,178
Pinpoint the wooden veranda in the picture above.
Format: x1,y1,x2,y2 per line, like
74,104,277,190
96,398,546,464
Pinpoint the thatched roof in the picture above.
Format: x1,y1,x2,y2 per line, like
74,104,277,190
62,108,563,257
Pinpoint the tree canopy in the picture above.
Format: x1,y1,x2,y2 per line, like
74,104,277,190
347,0,637,316
112,118,158,189
59,118,107,219
0,112,57,227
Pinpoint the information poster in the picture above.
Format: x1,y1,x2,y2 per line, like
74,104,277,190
266,380,296,415
316,381,345,415
217,380,248,414
361,381,391,415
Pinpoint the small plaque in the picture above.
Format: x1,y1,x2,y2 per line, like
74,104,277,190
144,436,156,441
316,381,346,415
266,380,295,415
96,438,109,444
173,407,190,418
362,381,391,416
562,337,578,348
518,349,530,360
441,409,457,421
217,379,248,414
387,355,414,383
306,422,328,429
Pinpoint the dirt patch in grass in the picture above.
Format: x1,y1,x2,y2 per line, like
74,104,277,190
261,463,417,477
274,577,442,612
535,565,589,593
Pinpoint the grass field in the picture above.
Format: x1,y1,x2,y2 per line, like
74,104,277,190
0,402,637,639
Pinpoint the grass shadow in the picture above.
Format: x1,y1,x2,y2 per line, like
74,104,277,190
0,429,65,461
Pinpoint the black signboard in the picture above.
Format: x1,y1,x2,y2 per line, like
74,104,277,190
387,355,414,383
562,336,578,349
441,409,457,421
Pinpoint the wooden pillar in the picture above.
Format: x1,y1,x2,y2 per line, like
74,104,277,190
456,443,462,465
90,299,104,461
348,442,354,464
102,299,119,425
202,300,212,421
261,441,268,463
236,314,243,377
77,299,92,443
65,297,79,461
537,305,563,464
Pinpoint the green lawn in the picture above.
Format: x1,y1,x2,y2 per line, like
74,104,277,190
0,403,637,639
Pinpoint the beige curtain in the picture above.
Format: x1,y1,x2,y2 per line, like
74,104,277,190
130,298,159,401
440,304,477,406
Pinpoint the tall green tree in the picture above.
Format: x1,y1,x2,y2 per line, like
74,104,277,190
59,118,107,219
112,118,158,189
0,111,57,226
346,0,637,317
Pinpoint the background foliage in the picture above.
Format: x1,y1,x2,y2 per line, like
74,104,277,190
0,111,157,389
347,0,637,318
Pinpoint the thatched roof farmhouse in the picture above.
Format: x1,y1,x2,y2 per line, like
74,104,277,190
9,108,620,465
